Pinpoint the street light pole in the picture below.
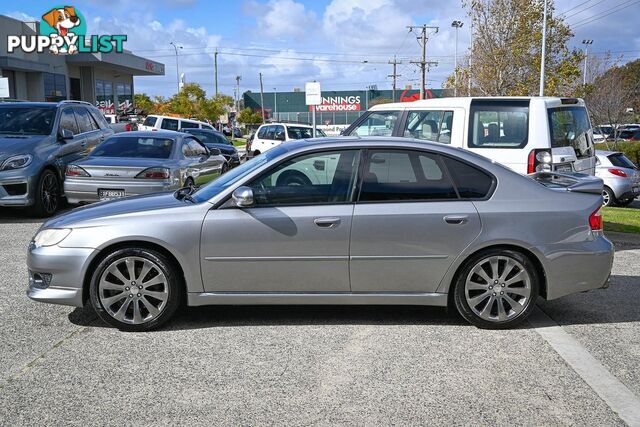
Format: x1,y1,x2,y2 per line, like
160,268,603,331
451,20,463,97
169,42,182,94
273,88,277,121
582,39,593,85
539,0,548,96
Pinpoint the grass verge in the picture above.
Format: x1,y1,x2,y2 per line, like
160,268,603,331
603,206,640,234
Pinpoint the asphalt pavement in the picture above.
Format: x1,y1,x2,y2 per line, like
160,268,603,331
0,207,638,425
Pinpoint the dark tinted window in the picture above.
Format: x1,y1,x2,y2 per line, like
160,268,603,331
469,101,529,148
442,156,493,199
0,106,55,135
359,150,457,201
287,126,313,139
91,137,174,159
181,120,200,128
73,107,94,133
265,125,276,140
257,126,267,138
608,153,637,169
59,108,79,135
143,116,157,127
88,107,108,129
248,150,360,206
160,118,179,131
548,107,594,158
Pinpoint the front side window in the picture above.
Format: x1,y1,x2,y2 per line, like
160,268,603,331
92,137,174,159
274,125,286,141
248,150,360,206
469,101,529,148
359,150,457,201
265,125,276,140
548,107,594,159
349,111,401,137
403,110,454,143
73,107,94,134
257,126,267,139
161,118,179,131
59,108,79,135
143,116,158,127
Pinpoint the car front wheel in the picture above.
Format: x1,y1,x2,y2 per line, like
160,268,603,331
89,247,182,332
453,249,539,329
32,169,60,217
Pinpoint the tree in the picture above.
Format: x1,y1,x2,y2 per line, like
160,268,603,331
164,83,233,122
133,93,155,114
445,0,582,96
236,108,263,125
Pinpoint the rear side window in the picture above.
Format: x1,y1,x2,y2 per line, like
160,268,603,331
349,111,401,137
548,107,594,159
403,110,454,143
442,156,494,199
160,118,179,131
73,107,94,133
359,150,457,201
469,101,528,148
143,116,157,127
181,121,200,129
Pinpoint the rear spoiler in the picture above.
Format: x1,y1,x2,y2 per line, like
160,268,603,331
529,171,603,195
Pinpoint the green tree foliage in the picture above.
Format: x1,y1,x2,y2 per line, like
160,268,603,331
445,0,582,96
133,93,155,114
237,107,264,124
165,83,233,122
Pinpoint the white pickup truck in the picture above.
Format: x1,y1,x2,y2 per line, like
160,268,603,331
104,114,138,133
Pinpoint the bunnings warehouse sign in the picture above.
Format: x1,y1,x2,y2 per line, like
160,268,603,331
309,95,362,112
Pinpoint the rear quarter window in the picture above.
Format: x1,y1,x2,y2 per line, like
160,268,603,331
548,107,594,159
442,156,494,199
468,101,529,149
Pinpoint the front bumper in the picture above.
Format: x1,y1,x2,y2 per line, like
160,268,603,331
64,178,176,204
0,174,36,207
26,244,98,307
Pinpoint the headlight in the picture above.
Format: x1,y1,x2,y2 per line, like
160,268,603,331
1,154,33,171
32,228,72,248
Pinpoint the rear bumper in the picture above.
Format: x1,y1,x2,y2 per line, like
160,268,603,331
605,176,639,200
537,234,614,300
64,178,176,204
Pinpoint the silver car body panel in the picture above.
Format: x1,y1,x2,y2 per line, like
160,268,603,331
595,150,640,201
27,137,613,309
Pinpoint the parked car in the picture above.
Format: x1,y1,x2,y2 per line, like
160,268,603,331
342,97,596,175
596,150,640,206
137,115,215,132
0,101,114,216
222,126,243,138
180,128,240,170
64,131,225,204
28,137,612,332
104,114,138,133
248,122,327,158
609,129,640,141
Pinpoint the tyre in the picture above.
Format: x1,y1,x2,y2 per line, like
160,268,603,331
253,150,261,157
221,162,229,174
617,198,635,207
89,247,182,332
453,248,539,329
32,169,60,217
276,170,312,186
602,186,617,207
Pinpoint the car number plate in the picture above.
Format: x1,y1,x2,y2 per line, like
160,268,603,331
555,164,572,172
98,189,126,200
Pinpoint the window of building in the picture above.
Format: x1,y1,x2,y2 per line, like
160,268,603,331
43,73,67,102
95,80,114,113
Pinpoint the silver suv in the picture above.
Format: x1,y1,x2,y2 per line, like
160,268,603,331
0,101,114,216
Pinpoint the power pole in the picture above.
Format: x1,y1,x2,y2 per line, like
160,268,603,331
214,48,218,97
259,72,265,123
539,0,548,96
582,39,593,85
235,75,241,113
388,55,402,102
408,25,439,99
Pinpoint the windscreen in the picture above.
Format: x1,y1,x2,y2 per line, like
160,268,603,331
91,137,174,159
0,106,56,136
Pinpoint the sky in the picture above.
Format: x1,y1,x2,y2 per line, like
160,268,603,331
4,0,640,98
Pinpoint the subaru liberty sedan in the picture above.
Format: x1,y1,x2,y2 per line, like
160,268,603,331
27,137,613,331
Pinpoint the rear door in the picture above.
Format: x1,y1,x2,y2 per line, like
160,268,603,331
74,107,102,153
349,149,482,293
548,106,596,174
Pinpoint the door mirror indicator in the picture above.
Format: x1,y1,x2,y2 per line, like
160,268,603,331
232,186,254,207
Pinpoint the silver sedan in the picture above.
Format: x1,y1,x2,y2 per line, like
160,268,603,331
28,137,613,331
595,150,640,207
64,130,226,204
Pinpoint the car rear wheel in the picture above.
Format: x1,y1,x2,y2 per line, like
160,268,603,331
602,187,616,207
32,169,60,217
89,247,182,332
453,249,539,329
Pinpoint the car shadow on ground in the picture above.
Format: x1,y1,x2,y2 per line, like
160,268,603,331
67,274,639,331
0,206,73,224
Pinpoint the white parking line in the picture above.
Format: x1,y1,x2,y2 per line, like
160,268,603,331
529,308,640,426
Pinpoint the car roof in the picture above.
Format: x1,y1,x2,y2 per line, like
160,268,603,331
260,122,313,128
0,102,57,108
596,150,621,156
368,96,585,111
118,130,184,138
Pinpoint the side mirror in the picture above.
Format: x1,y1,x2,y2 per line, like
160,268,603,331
232,186,254,207
58,128,74,141
208,147,221,156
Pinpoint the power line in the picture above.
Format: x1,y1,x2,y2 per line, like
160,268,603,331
571,0,640,28
558,0,593,16
563,0,605,20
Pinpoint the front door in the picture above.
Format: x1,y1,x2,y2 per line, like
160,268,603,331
349,149,482,293
200,149,361,293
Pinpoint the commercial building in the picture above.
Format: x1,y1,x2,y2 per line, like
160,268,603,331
243,87,453,132
0,14,164,114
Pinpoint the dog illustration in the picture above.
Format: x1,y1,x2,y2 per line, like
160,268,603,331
42,6,80,54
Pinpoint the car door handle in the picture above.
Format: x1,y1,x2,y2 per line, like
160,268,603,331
314,217,341,228
443,215,468,225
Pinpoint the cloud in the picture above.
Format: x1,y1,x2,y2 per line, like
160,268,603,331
5,11,37,22
255,0,317,38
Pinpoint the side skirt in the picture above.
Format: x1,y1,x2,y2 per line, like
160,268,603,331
187,292,448,307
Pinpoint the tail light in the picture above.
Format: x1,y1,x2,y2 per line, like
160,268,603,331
527,149,552,174
608,168,627,177
65,164,90,177
124,123,132,132
589,206,603,231
135,167,170,179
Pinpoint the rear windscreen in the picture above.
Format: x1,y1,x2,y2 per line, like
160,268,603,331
91,137,174,159
608,153,637,169
548,107,594,159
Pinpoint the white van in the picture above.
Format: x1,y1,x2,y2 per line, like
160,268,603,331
138,115,215,132
342,97,596,175
248,122,326,158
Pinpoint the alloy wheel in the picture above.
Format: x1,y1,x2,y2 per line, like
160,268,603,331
602,189,610,206
464,255,532,323
98,256,169,325
41,173,58,214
